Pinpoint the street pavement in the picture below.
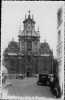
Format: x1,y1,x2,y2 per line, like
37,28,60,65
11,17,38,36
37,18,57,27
2,77,62,99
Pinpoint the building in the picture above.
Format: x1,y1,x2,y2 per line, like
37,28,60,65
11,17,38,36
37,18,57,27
3,39,19,74
3,11,53,77
19,11,40,56
39,41,53,74
57,7,64,98
18,11,40,76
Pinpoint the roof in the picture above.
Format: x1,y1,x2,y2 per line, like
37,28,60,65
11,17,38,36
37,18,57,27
8,40,19,48
23,13,35,24
40,41,52,55
23,17,35,24
7,40,19,54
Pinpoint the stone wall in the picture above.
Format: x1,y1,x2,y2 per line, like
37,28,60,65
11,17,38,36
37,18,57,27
38,56,52,74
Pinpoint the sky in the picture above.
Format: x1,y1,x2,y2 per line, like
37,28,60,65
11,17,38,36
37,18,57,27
1,1,64,58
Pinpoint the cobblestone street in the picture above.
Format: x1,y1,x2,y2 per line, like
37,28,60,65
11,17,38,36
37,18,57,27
2,78,56,98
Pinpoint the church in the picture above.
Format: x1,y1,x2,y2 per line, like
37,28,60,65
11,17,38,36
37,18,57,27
3,11,54,77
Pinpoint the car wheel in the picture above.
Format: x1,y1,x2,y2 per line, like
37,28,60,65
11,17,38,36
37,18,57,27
37,81,41,85
53,88,59,98
46,81,49,86
37,81,39,85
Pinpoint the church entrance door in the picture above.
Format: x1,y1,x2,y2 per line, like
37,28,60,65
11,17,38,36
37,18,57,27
27,71,30,77
26,67,32,77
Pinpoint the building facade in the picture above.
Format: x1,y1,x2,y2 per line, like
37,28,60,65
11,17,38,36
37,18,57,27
18,12,40,76
3,11,53,77
39,42,53,74
57,7,64,98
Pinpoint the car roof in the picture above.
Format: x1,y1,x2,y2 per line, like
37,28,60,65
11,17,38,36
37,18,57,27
39,73,49,75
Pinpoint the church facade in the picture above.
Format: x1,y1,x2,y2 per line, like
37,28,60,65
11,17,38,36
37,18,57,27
3,11,54,77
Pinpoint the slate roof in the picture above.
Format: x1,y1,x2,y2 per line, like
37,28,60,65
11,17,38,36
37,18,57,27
7,40,19,54
40,41,53,55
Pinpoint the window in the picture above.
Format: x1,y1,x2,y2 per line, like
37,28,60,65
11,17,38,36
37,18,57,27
58,30,61,41
27,40,32,51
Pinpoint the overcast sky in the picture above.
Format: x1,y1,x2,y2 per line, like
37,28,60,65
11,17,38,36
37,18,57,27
1,1,64,58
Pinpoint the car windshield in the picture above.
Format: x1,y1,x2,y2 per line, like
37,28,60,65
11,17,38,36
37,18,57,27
40,73,48,75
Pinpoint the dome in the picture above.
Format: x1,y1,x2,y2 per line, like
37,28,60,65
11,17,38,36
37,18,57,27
40,41,52,55
8,40,18,49
8,40,19,54
40,41,50,50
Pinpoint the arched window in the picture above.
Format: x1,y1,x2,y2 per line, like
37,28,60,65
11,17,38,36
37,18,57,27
27,40,32,51
58,30,61,41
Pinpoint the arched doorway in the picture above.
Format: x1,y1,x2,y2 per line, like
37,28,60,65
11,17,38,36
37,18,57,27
26,67,32,77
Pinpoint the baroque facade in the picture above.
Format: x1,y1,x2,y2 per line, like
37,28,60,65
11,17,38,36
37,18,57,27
3,11,54,77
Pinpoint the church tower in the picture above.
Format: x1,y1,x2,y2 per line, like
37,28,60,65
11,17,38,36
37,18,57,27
18,11,40,76
18,10,40,56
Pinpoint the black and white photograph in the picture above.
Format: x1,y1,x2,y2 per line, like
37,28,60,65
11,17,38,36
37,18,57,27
1,1,64,99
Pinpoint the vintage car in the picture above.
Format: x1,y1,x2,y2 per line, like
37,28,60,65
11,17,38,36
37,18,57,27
16,74,25,79
53,83,61,98
33,74,38,78
37,73,49,86
50,74,61,98
48,74,54,85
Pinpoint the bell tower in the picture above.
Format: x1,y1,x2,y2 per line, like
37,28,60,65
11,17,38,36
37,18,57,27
18,10,40,56
23,10,35,37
